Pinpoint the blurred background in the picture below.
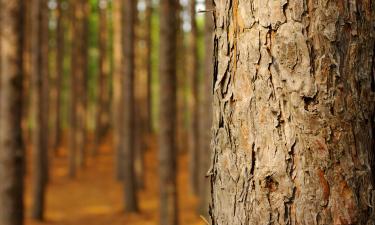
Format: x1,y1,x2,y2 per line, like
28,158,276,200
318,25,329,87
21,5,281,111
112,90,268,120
16,0,214,224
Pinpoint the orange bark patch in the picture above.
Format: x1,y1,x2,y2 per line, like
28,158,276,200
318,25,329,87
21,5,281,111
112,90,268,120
317,168,330,205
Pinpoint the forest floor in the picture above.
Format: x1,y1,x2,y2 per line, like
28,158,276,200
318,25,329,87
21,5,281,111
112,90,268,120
24,134,206,225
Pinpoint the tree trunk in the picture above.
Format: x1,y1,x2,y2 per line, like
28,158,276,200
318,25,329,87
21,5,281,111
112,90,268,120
188,0,199,196
31,0,49,219
0,1,24,224
113,0,124,180
198,0,214,218
94,0,110,154
159,0,178,224
53,0,65,154
122,0,139,212
145,0,153,133
210,1,375,224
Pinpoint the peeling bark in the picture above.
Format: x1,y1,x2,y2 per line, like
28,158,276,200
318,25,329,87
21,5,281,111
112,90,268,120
210,0,375,224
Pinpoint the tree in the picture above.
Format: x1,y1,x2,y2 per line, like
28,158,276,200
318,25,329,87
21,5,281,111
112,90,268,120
210,1,375,224
31,0,49,219
145,0,153,133
0,1,24,224
113,0,124,180
122,0,139,212
188,0,199,195
52,0,66,154
198,0,213,217
158,0,178,224
94,0,111,154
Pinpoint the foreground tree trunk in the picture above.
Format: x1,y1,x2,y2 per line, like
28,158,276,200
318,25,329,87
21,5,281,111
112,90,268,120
159,0,178,224
122,0,139,212
0,1,24,225
210,1,375,224
198,0,214,217
31,0,49,219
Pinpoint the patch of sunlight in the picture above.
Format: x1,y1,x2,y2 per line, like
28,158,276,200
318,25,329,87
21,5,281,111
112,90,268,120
81,205,113,215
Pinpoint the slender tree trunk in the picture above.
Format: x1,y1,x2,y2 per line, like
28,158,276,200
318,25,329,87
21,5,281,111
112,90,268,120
31,0,49,219
188,0,199,196
198,0,214,218
159,0,178,224
210,1,375,224
122,0,139,212
0,1,24,224
145,0,153,133
113,0,124,180
53,0,65,154
94,0,110,154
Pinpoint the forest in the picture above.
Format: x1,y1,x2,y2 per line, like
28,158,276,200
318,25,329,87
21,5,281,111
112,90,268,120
0,0,374,225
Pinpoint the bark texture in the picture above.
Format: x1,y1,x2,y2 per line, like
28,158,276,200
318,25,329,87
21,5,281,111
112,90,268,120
122,0,139,212
31,0,49,219
0,1,24,225
210,1,375,224
159,0,179,224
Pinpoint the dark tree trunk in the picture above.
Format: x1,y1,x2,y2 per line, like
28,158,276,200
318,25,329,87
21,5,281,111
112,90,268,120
31,0,49,220
122,0,139,212
159,0,178,224
0,1,24,225
188,0,199,196
198,0,214,218
210,0,375,224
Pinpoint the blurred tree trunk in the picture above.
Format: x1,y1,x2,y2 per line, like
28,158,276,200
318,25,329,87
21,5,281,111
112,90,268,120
188,0,199,196
210,1,375,224
159,0,178,224
77,0,89,168
0,1,24,225
31,0,49,220
113,0,124,180
176,2,187,154
94,0,110,154
145,0,153,133
122,0,139,212
52,0,65,155
198,0,213,217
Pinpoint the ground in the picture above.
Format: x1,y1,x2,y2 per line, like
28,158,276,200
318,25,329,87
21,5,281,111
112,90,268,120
24,135,206,225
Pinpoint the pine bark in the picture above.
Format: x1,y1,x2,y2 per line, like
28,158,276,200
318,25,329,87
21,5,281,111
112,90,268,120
210,1,375,224
113,0,124,180
122,0,139,212
0,1,24,225
159,0,178,224
31,0,49,219
198,0,214,217
188,0,199,195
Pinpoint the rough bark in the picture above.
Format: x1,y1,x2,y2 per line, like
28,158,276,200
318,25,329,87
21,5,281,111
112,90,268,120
188,0,200,196
159,0,178,224
122,0,139,212
31,0,49,219
210,0,375,224
198,0,214,218
113,0,124,180
0,1,24,225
